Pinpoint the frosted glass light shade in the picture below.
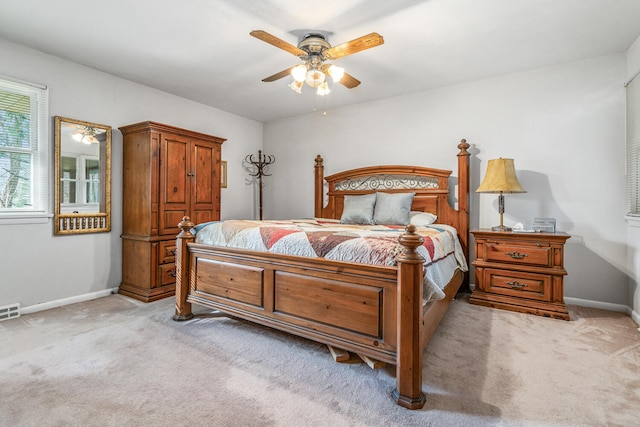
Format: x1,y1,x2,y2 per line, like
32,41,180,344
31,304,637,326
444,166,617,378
305,69,325,88
317,82,331,96
291,64,307,82
288,80,303,94
328,65,344,82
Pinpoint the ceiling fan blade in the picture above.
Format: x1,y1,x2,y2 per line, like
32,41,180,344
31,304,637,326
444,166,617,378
262,67,293,82
339,72,361,89
322,32,384,60
250,30,306,57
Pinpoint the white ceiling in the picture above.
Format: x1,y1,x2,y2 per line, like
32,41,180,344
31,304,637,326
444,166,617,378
1,0,640,123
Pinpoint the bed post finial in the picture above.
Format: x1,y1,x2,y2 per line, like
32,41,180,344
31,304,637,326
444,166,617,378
174,216,195,321
457,138,470,155
314,155,324,218
177,217,195,237
394,224,427,409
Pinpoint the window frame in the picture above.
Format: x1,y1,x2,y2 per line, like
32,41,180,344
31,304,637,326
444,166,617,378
0,75,50,225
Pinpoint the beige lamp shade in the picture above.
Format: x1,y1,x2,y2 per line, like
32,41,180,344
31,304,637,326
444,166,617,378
476,158,526,194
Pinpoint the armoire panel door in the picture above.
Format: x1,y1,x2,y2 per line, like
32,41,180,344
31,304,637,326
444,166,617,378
159,133,190,235
191,138,219,225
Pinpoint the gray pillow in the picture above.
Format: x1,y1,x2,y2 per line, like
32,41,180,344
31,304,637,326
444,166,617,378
373,192,415,225
340,193,377,224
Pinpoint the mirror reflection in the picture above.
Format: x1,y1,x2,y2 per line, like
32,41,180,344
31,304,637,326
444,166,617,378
54,116,111,235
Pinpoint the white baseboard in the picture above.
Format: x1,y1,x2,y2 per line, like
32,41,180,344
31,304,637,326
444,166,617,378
564,296,628,313
21,287,119,315
565,296,639,327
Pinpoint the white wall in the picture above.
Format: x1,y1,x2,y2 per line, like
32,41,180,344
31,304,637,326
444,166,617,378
0,39,262,309
625,35,640,322
264,54,630,307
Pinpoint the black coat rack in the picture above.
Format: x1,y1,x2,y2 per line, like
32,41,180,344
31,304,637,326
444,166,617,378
245,150,275,220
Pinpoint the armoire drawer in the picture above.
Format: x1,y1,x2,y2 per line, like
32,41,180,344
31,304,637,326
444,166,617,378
158,240,177,264
159,263,177,286
483,268,551,302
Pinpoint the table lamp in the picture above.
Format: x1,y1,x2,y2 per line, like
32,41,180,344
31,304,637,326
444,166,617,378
476,158,526,231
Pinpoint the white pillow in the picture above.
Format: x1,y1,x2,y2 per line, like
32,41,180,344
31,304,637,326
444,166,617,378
340,193,376,225
373,192,415,225
409,211,437,226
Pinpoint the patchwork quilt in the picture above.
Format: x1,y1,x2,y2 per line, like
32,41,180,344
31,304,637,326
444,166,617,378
194,219,468,301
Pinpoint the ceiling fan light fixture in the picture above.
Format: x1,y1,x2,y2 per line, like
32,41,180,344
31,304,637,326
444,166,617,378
82,135,99,145
288,80,303,94
327,65,344,83
72,126,100,144
317,81,331,96
251,30,382,95
291,64,307,82
305,69,325,88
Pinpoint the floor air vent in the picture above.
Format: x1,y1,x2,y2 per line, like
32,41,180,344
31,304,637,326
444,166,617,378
0,303,20,321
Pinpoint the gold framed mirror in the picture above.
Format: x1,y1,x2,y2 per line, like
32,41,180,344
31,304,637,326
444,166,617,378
54,116,111,235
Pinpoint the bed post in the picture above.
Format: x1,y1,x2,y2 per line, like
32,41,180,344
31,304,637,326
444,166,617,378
457,139,471,291
314,155,324,218
393,224,426,409
173,216,195,321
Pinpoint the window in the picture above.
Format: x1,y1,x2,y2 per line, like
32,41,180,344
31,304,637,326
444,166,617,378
0,76,49,222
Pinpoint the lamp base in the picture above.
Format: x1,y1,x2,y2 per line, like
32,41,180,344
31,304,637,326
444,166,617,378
491,225,512,232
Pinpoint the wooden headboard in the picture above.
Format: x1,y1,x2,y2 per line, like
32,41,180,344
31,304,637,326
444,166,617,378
314,139,470,266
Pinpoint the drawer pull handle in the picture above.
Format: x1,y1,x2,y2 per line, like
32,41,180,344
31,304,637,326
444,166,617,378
168,269,177,278
171,249,177,255
505,251,528,259
506,281,525,289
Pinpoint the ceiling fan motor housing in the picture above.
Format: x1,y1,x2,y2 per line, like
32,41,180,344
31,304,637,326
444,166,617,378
298,33,331,53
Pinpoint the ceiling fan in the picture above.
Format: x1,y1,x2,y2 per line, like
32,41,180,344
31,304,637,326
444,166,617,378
250,30,384,95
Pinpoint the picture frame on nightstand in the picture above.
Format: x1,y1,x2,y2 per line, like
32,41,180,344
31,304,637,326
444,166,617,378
532,217,556,233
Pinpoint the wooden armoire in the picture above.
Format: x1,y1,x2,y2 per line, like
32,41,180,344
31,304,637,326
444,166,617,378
119,121,226,302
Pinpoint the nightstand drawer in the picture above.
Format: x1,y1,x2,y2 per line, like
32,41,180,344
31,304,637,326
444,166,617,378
483,268,551,302
485,241,551,267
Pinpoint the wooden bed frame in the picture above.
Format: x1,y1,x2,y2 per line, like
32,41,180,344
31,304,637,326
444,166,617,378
173,140,470,409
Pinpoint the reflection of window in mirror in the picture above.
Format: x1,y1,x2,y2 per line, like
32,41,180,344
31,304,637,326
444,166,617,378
60,155,100,212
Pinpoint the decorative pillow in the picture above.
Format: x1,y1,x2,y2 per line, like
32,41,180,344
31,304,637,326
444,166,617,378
339,193,377,225
409,211,437,226
373,192,415,225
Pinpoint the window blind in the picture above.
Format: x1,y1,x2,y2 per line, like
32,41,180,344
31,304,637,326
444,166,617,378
628,75,640,216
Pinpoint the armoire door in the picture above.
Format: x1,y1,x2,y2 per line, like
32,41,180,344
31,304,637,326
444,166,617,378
191,138,220,225
159,133,190,235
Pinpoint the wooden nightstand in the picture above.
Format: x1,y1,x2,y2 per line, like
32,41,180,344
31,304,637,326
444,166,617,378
470,229,571,320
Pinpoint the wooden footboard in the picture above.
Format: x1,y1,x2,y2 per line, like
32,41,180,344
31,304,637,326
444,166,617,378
174,219,463,409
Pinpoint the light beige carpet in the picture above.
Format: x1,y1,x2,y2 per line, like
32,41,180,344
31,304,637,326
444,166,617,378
1,293,638,426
